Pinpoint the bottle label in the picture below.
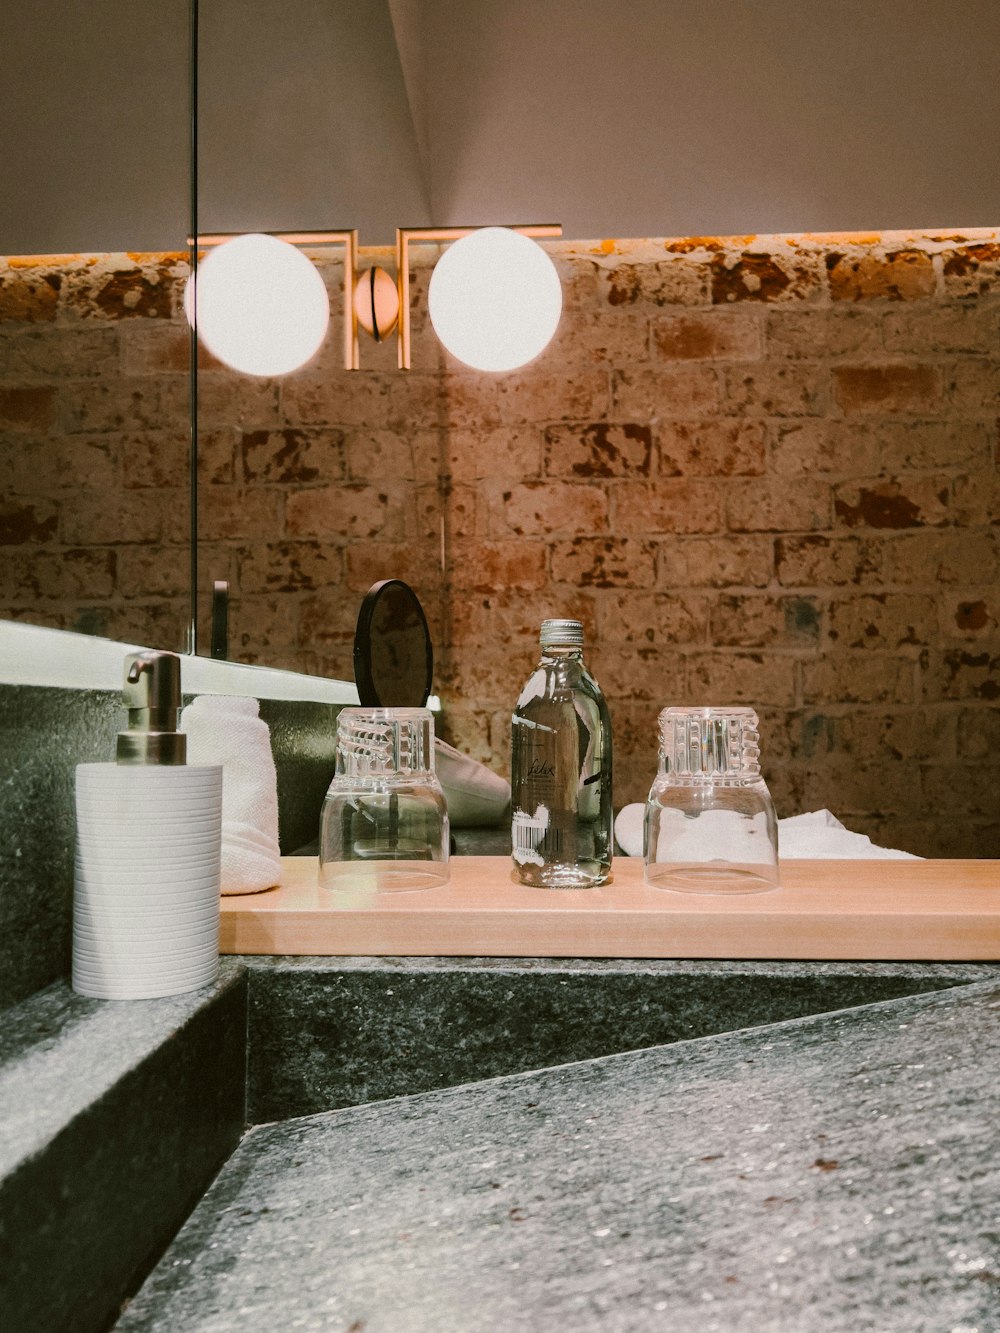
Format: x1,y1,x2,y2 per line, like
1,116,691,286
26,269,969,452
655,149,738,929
512,803,554,867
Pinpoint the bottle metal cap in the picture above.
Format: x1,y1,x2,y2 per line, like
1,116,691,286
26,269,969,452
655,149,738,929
540,618,584,648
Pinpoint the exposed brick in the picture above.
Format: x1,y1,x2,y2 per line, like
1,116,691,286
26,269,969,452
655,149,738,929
794,758,920,820
611,365,719,418
197,486,285,541
801,653,914,705
765,307,884,359
60,378,188,435
833,364,941,415
609,479,723,534
283,369,438,431
950,471,1000,527
591,643,680,703
285,484,399,540
0,270,60,322
3,433,120,494
346,428,440,485
598,259,709,310
493,367,611,425
921,648,1000,702
229,594,303,655
686,652,798,707
922,764,1000,820
937,590,1000,642
833,477,951,530
723,363,828,416
544,422,653,478
550,537,656,588
711,250,825,304
658,419,766,476
449,426,544,484
0,546,116,600
775,534,886,587
652,312,761,361
882,530,1000,587
828,594,938,651
495,481,608,537
242,427,345,485
940,242,1000,298
345,541,441,592
658,536,774,588
238,540,343,593
594,589,709,646
864,419,992,473
6,236,1000,859
827,249,935,302
710,594,822,648
449,540,548,593
943,360,1000,414
554,309,650,366
60,489,185,546
0,500,59,545
0,385,56,431
726,479,831,533
768,421,880,477
882,303,1000,355
67,261,177,320
957,704,1000,760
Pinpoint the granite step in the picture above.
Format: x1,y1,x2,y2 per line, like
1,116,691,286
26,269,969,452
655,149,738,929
113,979,1000,1332
0,965,247,1333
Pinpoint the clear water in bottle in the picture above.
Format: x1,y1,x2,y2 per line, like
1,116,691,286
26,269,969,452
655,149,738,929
511,619,612,887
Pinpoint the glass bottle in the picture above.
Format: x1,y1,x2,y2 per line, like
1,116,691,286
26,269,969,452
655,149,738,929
510,619,612,887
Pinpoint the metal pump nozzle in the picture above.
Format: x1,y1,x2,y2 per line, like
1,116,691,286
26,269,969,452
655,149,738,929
116,650,187,766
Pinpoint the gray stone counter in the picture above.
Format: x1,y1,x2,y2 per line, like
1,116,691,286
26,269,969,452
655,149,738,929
116,976,1000,1332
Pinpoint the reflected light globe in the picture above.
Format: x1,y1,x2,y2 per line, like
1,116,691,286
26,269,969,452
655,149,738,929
185,233,329,376
427,227,562,373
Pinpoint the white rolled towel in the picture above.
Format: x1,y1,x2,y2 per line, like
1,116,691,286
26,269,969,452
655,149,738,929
180,695,282,894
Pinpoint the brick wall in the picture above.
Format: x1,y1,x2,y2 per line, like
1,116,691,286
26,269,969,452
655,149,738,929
1,232,998,856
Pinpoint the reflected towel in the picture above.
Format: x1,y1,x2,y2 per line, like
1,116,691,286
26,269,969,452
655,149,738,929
614,805,920,860
180,695,282,894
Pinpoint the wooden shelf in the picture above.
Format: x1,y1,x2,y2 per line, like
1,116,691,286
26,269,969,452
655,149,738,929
219,856,1000,960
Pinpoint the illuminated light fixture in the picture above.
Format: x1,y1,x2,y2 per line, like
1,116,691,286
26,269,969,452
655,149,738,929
353,264,400,342
426,226,563,372
185,232,330,376
189,224,561,372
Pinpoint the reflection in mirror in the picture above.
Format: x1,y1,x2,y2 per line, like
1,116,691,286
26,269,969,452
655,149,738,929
1,3,191,651
354,580,433,709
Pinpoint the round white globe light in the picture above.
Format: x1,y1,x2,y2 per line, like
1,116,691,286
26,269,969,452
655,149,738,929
185,233,329,376
427,227,562,373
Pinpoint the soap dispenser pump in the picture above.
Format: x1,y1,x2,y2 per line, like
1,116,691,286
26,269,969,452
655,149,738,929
117,649,187,765
72,651,223,1000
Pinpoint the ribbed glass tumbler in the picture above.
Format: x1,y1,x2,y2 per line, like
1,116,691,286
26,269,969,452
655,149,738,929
319,707,449,893
644,706,779,894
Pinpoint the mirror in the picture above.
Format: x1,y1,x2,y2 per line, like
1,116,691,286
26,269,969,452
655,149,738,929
190,2,1000,677
354,580,433,709
0,1,191,651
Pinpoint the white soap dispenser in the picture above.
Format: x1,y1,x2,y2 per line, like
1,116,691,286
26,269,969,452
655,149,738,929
72,651,223,1000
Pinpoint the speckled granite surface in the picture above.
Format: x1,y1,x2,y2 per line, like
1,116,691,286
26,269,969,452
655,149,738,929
243,956,1000,1122
0,963,247,1333
117,979,1000,1332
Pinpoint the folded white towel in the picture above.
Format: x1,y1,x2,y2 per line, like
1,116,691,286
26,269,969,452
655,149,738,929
434,739,511,828
614,804,920,860
180,695,282,894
